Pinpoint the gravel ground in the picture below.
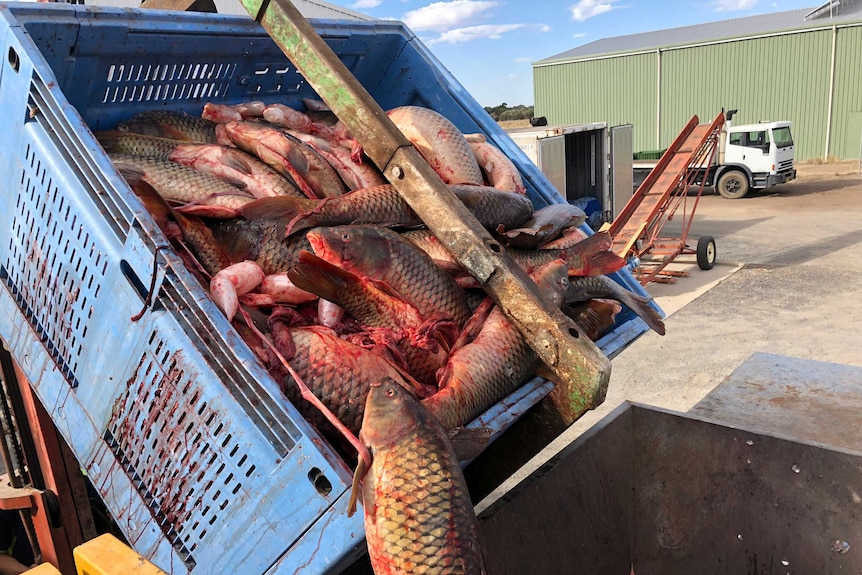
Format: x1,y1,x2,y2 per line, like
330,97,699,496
477,161,862,511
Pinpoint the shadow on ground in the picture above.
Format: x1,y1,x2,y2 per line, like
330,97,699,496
660,215,774,242
748,228,862,268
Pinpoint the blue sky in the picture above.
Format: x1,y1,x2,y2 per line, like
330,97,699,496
323,0,819,107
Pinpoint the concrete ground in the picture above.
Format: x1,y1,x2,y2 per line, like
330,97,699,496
477,160,862,512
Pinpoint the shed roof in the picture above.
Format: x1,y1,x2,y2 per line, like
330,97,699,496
535,2,862,65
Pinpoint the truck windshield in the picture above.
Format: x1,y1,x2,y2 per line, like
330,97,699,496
773,127,793,148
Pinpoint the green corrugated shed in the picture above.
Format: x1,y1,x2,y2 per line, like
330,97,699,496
533,7,862,161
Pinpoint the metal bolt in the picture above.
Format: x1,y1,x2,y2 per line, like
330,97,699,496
392,166,404,179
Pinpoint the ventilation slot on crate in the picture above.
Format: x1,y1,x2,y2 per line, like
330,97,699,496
157,275,300,456
104,332,257,568
101,62,235,104
245,62,305,96
0,145,109,389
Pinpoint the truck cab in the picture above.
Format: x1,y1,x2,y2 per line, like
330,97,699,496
715,120,796,198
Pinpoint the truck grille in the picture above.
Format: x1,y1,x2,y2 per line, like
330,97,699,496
779,159,793,171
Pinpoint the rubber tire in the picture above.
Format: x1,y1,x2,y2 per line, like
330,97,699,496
716,170,750,199
697,236,716,270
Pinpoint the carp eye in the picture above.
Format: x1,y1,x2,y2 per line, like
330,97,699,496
341,232,351,242
385,387,396,397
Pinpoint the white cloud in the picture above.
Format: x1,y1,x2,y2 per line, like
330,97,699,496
351,0,381,8
403,1,498,33
713,0,757,11
427,23,524,44
570,0,619,22
514,56,532,63
539,24,552,32
572,32,586,38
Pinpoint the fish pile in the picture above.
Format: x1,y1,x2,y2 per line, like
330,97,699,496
102,100,664,571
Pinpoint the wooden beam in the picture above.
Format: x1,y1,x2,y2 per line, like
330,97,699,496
139,0,217,13
12,360,96,572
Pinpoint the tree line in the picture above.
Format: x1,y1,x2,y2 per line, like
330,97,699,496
483,103,534,122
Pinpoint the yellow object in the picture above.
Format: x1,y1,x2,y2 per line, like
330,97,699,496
22,563,62,575
74,534,167,575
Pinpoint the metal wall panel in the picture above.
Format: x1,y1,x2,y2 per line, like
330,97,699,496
535,23,862,160
661,29,832,162
830,25,862,159
534,52,657,153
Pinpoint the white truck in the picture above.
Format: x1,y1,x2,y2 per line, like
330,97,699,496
633,110,797,199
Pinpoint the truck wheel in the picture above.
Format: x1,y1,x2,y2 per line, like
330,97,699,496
716,170,749,199
696,236,716,270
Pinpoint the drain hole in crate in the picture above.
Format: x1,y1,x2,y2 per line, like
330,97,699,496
8,47,18,73
307,468,332,496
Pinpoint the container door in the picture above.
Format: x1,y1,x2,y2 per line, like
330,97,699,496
537,134,567,198
610,124,633,221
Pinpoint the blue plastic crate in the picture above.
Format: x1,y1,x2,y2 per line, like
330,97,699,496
0,4,659,573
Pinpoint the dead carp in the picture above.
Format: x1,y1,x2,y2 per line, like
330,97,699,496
207,217,312,275
96,130,180,159
288,252,456,386
564,298,623,340
423,259,570,430
222,121,318,198
348,378,488,575
508,231,626,277
117,110,218,143
272,325,428,439
497,203,587,249
307,225,472,327
110,153,254,218
283,129,385,191
406,229,626,280
469,140,526,194
388,105,484,186
169,143,304,199
241,184,533,237
567,274,666,335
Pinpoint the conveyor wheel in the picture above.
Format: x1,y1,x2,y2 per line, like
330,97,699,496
697,236,716,270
